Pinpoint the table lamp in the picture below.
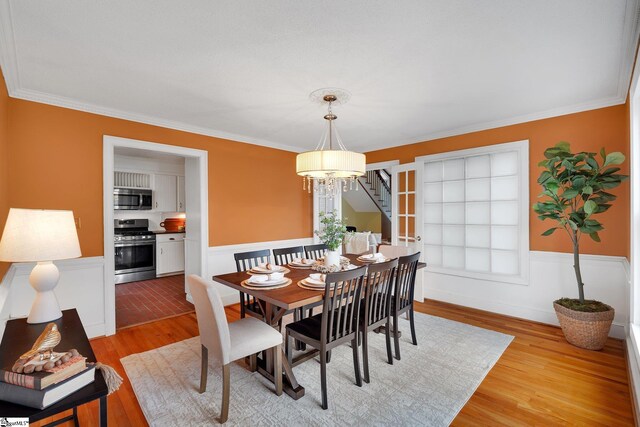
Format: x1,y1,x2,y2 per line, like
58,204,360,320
0,208,81,323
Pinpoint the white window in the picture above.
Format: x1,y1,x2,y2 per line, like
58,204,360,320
417,140,529,285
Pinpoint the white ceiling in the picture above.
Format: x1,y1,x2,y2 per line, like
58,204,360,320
0,1,638,153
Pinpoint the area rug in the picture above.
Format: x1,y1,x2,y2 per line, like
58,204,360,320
121,312,513,426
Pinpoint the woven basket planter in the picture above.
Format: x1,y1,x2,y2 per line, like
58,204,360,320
553,302,614,350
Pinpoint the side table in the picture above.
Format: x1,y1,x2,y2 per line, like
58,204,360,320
0,309,108,426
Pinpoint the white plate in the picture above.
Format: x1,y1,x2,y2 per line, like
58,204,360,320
300,278,326,288
250,266,287,274
246,277,288,286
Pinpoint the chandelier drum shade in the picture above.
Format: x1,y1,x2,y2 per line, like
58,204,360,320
296,89,366,198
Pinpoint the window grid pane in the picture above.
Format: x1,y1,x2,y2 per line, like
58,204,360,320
422,149,520,275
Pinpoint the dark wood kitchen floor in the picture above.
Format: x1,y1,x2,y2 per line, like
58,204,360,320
115,274,194,329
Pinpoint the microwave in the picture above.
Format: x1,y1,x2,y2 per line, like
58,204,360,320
114,188,153,210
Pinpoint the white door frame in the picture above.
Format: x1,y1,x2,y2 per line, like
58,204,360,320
103,135,209,335
366,160,399,171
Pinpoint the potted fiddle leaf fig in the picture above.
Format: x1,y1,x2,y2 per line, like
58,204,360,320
533,142,628,350
315,210,347,267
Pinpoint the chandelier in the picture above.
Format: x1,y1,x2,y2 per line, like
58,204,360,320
296,89,366,198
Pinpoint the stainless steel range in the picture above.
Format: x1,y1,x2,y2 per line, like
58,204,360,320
114,219,156,284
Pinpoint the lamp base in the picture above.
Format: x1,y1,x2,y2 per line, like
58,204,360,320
27,261,62,324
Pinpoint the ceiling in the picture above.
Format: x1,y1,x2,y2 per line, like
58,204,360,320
0,1,638,153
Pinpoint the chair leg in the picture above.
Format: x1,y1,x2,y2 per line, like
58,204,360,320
385,322,393,365
219,364,230,423
249,353,257,372
239,292,245,318
409,307,418,346
199,345,208,393
393,314,401,361
326,350,332,363
285,331,293,366
274,345,283,396
320,350,328,410
352,338,363,387
362,330,370,383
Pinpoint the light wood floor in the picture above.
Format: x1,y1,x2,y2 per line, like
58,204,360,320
32,300,635,426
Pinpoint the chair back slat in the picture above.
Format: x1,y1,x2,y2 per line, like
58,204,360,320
364,259,398,326
273,246,305,266
321,266,367,345
395,252,421,311
304,243,328,260
234,249,271,272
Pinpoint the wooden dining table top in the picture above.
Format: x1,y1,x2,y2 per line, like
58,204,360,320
212,254,425,311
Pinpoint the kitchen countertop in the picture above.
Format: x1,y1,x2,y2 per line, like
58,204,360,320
152,230,186,234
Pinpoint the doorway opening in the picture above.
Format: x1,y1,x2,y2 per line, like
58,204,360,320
103,136,208,335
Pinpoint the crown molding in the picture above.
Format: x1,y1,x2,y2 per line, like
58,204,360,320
363,94,626,153
11,87,307,153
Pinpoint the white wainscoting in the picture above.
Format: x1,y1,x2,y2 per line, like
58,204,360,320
423,250,630,339
205,237,315,305
0,257,107,338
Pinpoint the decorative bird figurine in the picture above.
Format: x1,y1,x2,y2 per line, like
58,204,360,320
20,323,61,361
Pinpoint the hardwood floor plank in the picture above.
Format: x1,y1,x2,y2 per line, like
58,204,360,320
27,300,634,426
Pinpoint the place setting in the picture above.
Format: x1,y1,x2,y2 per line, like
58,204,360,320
241,271,292,290
356,252,390,263
298,273,328,290
246,262,290,275
287,257,315,269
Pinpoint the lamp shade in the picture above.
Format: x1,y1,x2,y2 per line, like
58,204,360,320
0,208,82,262
296,150,366,178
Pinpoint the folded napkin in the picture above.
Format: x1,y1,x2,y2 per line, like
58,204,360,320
309,273,326,283
363,252,385,260
248,274,269,283
292,258,314,265
268,271,284,281
258,263,279,272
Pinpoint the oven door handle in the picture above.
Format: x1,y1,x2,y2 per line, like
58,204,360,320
114,241,155,248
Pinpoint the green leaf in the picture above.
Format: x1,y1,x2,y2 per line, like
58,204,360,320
584,200,597,215
590,232,601,242
541,227,558,236
582,185,593,195
603,152,625,166
555,141,570,151
562,188,579,199
600,147,606,159
568,220,578,231
586,157,599,170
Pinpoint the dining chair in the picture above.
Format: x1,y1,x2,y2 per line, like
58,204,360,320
187,275,283,423
378,244,412,259
360,258,398,382
304,243,328,260
285,266,368,409
273,246,305,266
234,249,271,319
391,252,421,360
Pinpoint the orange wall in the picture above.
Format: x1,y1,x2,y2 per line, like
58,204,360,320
6,96,313,259
0,71,8,280
367,105,630,257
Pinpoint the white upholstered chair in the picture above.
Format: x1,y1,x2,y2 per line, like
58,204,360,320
378,244,412,258
188,274,283,423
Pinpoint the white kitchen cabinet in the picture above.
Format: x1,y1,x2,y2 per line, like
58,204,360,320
177,175,185,212
154,174,185,212
156,234,185,275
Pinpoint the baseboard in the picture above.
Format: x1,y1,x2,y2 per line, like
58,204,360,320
628,326,640,426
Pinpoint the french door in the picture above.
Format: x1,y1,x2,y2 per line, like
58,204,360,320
391,163,424,300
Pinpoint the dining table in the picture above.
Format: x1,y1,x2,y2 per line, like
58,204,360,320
212,253,425,400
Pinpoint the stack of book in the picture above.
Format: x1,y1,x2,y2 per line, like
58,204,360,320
0,352,96,409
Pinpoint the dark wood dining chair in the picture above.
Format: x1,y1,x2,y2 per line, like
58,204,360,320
304,243,328,260
360,258,398,382
233,249,271,319
273,246,305,266
285,266,368,409
391,252,421,360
